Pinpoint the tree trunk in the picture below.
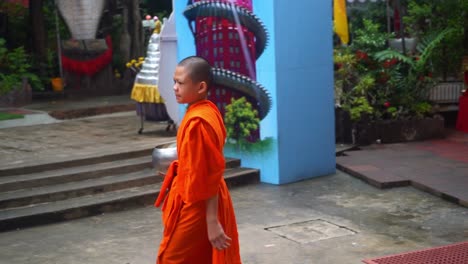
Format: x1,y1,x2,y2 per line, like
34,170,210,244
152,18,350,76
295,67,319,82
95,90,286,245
120,3,131,64
30,0,47,63
128,0,144,59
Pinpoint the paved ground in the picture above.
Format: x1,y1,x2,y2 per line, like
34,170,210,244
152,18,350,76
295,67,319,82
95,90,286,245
337,130,468,207
0,95,135,129
0,171,466,264
0,96,467,263
0,112,175,170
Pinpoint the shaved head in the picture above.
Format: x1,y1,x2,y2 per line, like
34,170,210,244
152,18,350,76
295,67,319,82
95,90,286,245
178,56,213,89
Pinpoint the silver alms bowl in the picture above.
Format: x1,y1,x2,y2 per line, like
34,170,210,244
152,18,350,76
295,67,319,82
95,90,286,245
152,142,177,174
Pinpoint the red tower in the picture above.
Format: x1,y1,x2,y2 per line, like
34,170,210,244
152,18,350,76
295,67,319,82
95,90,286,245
185,0,270,139
194,0,257,114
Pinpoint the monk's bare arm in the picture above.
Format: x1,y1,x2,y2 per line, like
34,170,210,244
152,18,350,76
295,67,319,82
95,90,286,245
206,195,232,250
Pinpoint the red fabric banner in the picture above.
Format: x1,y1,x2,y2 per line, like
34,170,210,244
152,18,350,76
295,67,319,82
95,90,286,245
61,36,113,76
456,94,468,133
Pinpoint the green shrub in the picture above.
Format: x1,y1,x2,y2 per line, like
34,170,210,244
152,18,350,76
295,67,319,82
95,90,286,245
0,38,42,95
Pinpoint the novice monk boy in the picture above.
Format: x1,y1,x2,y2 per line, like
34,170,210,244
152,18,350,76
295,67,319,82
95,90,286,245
155,56,241,263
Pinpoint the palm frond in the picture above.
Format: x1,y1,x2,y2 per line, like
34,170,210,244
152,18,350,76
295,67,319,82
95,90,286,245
374,49,414,65
393,71,407,90
417,28,455,65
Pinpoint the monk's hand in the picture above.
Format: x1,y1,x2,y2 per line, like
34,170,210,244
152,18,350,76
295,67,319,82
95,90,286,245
207,219,232,251
157,171,165,177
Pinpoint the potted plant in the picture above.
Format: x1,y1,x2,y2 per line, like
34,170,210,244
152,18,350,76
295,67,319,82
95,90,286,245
46,49,64,92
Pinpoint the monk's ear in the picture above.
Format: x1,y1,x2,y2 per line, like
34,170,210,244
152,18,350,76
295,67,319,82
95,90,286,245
198,81,208,95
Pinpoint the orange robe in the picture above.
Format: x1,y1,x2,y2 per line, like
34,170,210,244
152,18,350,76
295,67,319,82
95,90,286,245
155,100,241,264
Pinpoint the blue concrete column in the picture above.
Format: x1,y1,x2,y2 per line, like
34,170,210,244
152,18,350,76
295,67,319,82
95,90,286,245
272,0,336,184
173,0,335,184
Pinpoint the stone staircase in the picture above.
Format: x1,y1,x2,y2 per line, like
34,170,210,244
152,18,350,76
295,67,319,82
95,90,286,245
0,148,259,232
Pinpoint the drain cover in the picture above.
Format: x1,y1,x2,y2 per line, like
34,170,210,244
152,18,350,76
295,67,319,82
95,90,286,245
265,219,356,244
363,241,468,264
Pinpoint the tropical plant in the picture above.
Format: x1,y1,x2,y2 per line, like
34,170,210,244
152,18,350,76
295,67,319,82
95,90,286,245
335,21,454,122
374,28,454,102
334,20,394,121
352,19,393,55
403,0,466,79
341,75,376,121
224,97,260,144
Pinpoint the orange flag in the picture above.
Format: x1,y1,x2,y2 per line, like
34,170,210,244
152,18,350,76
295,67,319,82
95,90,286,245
334,0,349,44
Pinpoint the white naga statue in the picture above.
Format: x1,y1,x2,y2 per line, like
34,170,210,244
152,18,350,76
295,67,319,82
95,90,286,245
56,0,105,40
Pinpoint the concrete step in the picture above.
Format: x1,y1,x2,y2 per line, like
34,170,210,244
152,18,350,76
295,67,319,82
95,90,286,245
0,167,259,232
0,152,241,193
0,168,160,209
0,147,155,177
0,157,242,208
0,157,153,192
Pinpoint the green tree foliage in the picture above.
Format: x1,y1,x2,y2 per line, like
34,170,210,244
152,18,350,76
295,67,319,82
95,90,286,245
0,38,42,95
0,2,28,49
352,19,393,54
403,0,466,79
348,1,387,36
224,97,260,143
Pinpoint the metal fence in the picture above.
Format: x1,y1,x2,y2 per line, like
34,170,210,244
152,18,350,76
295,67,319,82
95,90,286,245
429,82,464,104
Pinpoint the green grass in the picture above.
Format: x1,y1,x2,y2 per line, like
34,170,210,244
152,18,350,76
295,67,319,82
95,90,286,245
0,112,25,121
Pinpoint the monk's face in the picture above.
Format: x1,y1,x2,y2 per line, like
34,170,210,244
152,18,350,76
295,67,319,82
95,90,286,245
173,66,207,105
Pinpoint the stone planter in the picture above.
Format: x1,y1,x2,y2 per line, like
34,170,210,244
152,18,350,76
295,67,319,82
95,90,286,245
0,78,32,107
355,117,445,145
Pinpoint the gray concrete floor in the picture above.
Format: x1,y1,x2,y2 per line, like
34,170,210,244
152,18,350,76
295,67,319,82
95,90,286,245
0,171,466,264
0,112,175,170
0,95,134,129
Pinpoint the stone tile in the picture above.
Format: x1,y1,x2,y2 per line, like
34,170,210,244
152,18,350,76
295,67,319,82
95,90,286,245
265,219,357,244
